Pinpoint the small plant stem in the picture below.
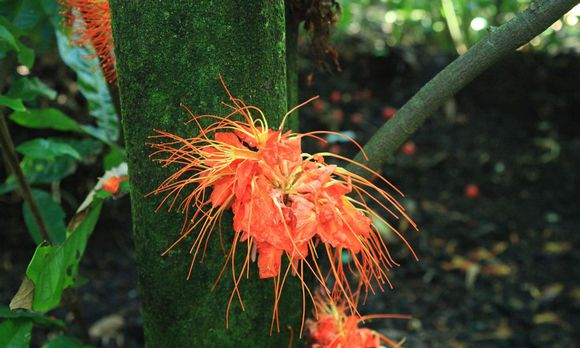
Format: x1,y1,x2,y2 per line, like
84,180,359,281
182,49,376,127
441,0,467,55
348,0,578,177
0,112,52,243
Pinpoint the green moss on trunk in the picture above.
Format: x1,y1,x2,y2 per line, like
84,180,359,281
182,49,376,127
285,2,299,116
109,1,302,346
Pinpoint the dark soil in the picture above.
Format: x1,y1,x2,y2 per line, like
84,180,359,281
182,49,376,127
299,48,580,348
1,48,578,348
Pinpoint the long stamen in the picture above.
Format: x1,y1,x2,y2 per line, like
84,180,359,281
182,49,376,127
148,78,418,333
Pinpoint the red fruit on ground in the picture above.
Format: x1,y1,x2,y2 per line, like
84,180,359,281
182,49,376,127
330,90,342,103
382,106,397,119
313,99,326,112
333,109,344,122
464,184,480,199
401,141,416,156
350,112,363,125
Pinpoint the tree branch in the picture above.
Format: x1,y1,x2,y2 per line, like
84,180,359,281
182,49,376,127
0,113,51,243
348,0,577,176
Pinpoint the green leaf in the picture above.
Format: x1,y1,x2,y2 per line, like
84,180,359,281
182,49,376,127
55,30,119,143
26,200,103,312
0,156,76,194
10,0,44,32
16,138,81,160
0,306,64,330
7,78,57,101
18,156,76,184
103,146,125,170
43,336,98,348
0,96,26,112
16,44,34,68
59,138,103,160
0,22,35,68
23,189,67,245
0,138,102,194
9,108,82,132
0,319,32,348
0,24,19,51
119,179,131,194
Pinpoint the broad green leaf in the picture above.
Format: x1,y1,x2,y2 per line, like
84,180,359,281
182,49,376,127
0,156,76,194
0,319,32,348
16,138,81,160
0,307,64,330
43,336,98,348
23,189,67,245
55,30,119,143
0,138,102,194
26,199,103,312
0,96,26,112
18,156,76,184
9,108,82,132
7,77,57,101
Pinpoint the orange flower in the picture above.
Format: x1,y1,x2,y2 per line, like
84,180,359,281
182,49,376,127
60,0,116,83
149,76,417,331
102,175,127,194
306,293,409,348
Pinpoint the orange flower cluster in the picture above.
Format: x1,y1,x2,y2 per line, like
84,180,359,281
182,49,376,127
306,294,408,348
149,77,417,330
61,0,116,83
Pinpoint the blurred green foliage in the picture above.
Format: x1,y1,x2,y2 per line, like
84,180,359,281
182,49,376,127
0,1,127,347
336,0,580,55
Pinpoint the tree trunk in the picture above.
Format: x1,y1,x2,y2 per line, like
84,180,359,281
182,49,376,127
109,1,301,347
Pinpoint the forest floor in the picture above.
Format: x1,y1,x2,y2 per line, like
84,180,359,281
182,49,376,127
1,47,579,348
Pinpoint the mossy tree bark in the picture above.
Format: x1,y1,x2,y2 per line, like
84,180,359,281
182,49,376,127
109,1,302,347
285,1,300,113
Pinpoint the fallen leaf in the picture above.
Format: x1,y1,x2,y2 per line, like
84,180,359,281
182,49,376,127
89,313,125,346
533,312,560,325
544,242,572,254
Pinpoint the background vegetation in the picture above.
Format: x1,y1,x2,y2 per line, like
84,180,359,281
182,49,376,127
1,0,578,347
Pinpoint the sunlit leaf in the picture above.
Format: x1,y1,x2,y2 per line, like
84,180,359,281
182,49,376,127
23,189,67,245
26,199,103,312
